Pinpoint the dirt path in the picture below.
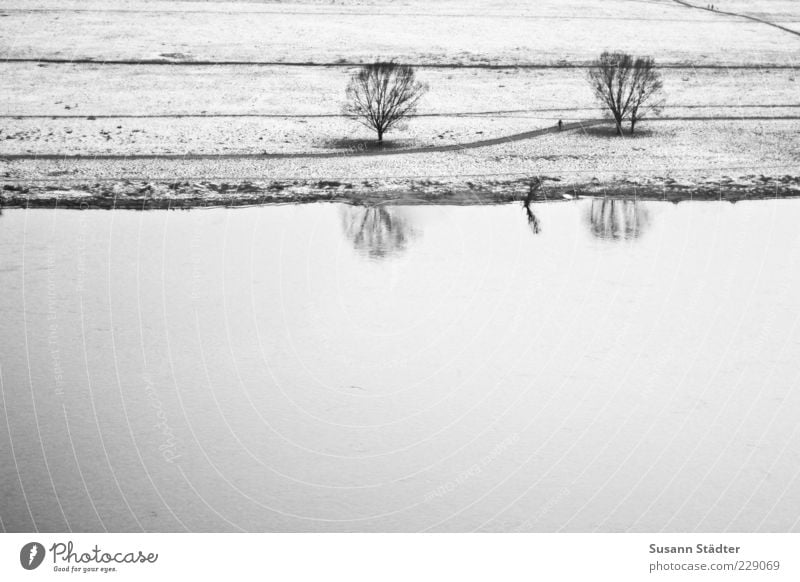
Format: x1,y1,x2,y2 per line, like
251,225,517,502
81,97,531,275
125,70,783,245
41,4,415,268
0,119,603,160
671,0,800,39
1,115,798,161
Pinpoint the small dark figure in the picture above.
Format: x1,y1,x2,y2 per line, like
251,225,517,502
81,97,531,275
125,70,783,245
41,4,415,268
558,119,563,131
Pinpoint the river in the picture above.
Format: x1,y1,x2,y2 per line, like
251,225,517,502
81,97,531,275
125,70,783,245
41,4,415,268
1,198,799,532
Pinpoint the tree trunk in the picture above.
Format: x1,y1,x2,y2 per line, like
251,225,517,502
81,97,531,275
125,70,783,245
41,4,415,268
614,117,623,136
377,128,384,142
630,118,637,134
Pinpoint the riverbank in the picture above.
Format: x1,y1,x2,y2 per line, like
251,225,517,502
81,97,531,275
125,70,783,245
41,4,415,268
2,116,798,208
3,173,799,209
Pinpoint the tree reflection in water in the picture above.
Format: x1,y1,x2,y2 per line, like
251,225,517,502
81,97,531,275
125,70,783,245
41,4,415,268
523,177,542,235
523,202,541,234
587,198,650,240
340,204,417,259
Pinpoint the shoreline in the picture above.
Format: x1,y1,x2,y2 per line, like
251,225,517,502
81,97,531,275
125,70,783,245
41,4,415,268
3,174,799,209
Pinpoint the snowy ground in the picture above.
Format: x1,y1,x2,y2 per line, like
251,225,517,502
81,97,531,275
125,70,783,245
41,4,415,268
1,0,798,65
1,65,799,155
1,0,799,194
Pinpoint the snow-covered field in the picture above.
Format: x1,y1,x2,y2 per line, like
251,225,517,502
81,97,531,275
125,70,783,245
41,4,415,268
0,0,799,191
5,119,797,186
0,0,797,65
1,65,799,156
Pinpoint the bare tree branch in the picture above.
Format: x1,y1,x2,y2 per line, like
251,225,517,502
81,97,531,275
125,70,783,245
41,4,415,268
342,62,428,142
587,51,664,135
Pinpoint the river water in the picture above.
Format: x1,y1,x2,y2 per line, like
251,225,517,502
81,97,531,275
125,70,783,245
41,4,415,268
1,198,799,532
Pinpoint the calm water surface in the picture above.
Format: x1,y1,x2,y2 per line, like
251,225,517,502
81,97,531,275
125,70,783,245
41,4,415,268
1,199,799,532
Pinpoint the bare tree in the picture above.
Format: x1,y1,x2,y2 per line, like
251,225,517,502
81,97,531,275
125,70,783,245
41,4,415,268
588,52,633,136
587,51,663,135
343,62,427,143
628,56,664,134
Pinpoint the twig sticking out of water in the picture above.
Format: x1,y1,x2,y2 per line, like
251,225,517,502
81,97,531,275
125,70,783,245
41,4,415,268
523,178,542,234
